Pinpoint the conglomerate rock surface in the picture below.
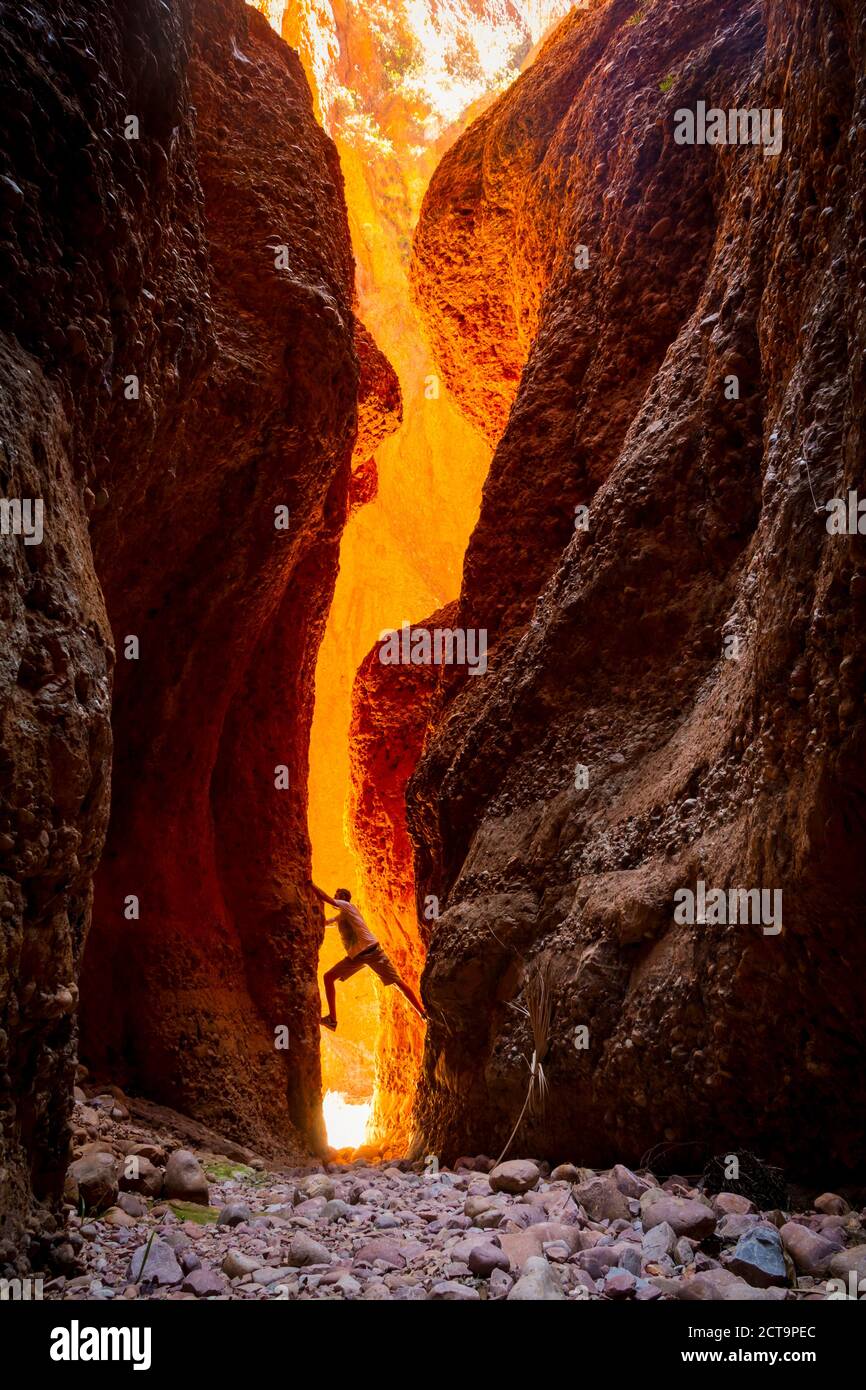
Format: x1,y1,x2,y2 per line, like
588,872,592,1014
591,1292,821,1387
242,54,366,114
407,0,866,1177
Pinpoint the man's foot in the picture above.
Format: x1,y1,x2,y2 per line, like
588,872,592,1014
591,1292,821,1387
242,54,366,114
320,1014,337,1031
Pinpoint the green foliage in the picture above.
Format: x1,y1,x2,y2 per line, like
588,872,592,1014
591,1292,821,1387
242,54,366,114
166,1200,220,1224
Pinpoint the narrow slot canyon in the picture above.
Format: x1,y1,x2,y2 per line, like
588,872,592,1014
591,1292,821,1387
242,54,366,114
274,0,565,1153
1,0,865,1324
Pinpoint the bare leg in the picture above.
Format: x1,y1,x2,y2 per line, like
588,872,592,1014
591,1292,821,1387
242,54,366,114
394,977,426,1020
322,969,338,1028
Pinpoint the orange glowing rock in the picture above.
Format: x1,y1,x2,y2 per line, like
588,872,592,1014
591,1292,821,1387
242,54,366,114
254,0,572,1140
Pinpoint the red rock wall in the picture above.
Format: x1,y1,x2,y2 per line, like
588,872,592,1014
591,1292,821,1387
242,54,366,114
408,0,866,1178
81,0,399,1157
0,0,206,1250
0,0,396,1245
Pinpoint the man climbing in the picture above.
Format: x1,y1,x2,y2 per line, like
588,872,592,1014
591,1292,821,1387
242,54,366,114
312,883,426,1030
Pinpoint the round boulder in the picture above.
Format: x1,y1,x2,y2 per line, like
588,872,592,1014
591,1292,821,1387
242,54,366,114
489,1160,540,1195
163,1149,209,1205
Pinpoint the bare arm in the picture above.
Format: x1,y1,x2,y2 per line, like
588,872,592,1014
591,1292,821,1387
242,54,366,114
312,882,340,909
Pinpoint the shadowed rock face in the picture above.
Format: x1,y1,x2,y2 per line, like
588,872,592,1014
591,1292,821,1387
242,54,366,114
408,0,866,1177
0,0,201,1250
0,0,397,1240
81,0,401,1157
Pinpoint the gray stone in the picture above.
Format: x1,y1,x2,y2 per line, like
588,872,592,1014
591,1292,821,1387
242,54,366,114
717,1213,761,1242
252,1265,294,1285
828,1245,866,1284
430,1280,481,1300
675,1236,697,1266
489,1266,513,1298
299,1173,335,1201
575,1176,631,1223
603,1267,637,1298
321,1199,353,1223
507,1256,565,1301
129,1239,183,1286
183,1266,229,1297
216,1203,251,1227
116,1192,147,1218
353,1238,407,1270
780,1221,841,1276
66,1152,119,1214
163,1149,209,1205
221,1249,263,1278
611,1164,649,1198
642,1220,677,1264
728,1227,788,1288
468,1243,510,1276
287,1232,331,1267
119,1156,163,1200
642,1196,716,1239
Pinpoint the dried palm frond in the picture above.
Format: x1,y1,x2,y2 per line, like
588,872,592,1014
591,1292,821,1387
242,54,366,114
494,959,555,1167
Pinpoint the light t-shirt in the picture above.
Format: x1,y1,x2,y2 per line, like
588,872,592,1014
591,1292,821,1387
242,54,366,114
337,902,378,957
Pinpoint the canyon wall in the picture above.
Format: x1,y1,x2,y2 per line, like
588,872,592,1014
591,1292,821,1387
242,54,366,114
0,0,392,1242
408,0,866,1178
348,607,455,1146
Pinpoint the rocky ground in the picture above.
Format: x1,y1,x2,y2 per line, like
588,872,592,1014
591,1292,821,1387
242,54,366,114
27,1084,866,1302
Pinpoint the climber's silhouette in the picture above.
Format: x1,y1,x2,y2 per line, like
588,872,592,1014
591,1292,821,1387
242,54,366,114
312,883,426,1029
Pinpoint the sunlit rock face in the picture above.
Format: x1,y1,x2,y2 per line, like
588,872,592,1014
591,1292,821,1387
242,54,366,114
250,1,573,1144
348,607,454,1145
409,0,866,1177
